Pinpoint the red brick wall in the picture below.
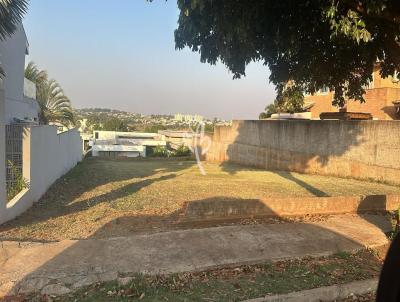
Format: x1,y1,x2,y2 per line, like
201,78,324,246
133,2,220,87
306,93,335,119
305,67,400,120
306,88,400,120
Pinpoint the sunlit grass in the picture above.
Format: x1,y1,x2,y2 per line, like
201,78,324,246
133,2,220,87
0,158,399,241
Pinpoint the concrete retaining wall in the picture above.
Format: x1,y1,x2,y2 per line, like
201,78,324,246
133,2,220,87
2,126,82,224
207,120,400,185
184,194,400,221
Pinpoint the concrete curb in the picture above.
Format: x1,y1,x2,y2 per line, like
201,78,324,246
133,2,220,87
242,279,378,302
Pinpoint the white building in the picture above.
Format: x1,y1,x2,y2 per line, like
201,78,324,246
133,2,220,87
0,23,82,225
91,130,166,158
0,23,39,124
158,130,197,150
174,113,204,123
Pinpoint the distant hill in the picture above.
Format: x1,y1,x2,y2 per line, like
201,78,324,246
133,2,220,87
74,108,174,119
74,108,212,133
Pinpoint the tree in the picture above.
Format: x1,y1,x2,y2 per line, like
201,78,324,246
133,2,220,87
25,61,47,88
25,62,74,127
0,0,28,78
259,104,278,119
259,86,306,118
144,124,166,133
102,118,128,132
174,0,400,107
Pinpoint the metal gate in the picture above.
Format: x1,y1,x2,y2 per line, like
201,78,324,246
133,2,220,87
5,124,24,191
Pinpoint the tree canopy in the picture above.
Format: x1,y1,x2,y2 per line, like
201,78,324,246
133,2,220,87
102,118,129,132
174,0,400,107
259,86,306,118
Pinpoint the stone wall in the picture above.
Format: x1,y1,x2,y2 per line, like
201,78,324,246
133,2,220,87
206,120,400,185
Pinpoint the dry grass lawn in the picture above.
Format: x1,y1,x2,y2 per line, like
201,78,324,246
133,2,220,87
0,158,399,241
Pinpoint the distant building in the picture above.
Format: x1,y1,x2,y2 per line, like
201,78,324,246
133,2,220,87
158,130,197,150
80,133,93,152
269,112,312,120
77,118,89,133
91,130,166,158
174,113,204,123
304,65,400,120
0,23,39,124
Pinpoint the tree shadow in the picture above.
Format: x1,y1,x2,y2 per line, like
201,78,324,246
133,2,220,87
356,194,393,235
381,106,398,120
0,120,396,297
0,196,392,298
205,119,398,233
213,120,367,180
274,171,329,197
0,158,193,239
207,119,400,199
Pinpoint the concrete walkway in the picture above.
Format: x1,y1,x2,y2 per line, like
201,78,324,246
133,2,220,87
0,214,391,297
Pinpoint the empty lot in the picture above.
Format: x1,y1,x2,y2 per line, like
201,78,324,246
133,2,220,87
0,158,399,241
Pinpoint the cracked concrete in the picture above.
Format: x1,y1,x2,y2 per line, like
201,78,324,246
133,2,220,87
0,214,391,297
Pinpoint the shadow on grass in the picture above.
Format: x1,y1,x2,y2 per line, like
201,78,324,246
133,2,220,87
218,162,330,197
274,171,329,197
0,158,193,239
1,196,391,298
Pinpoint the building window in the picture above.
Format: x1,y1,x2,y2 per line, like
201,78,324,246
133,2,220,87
95,132,99,139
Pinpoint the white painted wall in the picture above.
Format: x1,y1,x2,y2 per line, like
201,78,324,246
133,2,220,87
94,130,162,140
28,127,82,201
270,112,313,120
0,83,6,223
2,126,82,223
23,78,36,99
92,144,145,157
5,95,39,123
0,24,38,124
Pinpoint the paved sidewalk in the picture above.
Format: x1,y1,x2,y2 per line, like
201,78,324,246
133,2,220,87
0,214,390,297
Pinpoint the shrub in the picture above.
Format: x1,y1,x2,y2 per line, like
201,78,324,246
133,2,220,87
6,160,29,201
151,145,169,157
172,145,191,157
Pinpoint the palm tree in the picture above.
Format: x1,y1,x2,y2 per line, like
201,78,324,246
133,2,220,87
25,62,75,127
24,61,47,87
37,79,75,127
0,0,28,78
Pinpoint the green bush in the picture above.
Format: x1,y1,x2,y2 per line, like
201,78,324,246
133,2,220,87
6,160,29,201
151,145,169,157
172,145,191,157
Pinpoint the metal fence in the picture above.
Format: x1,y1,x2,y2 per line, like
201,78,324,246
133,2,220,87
5,124,24,191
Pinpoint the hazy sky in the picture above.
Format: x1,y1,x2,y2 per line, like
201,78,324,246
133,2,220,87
24,0,276,120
